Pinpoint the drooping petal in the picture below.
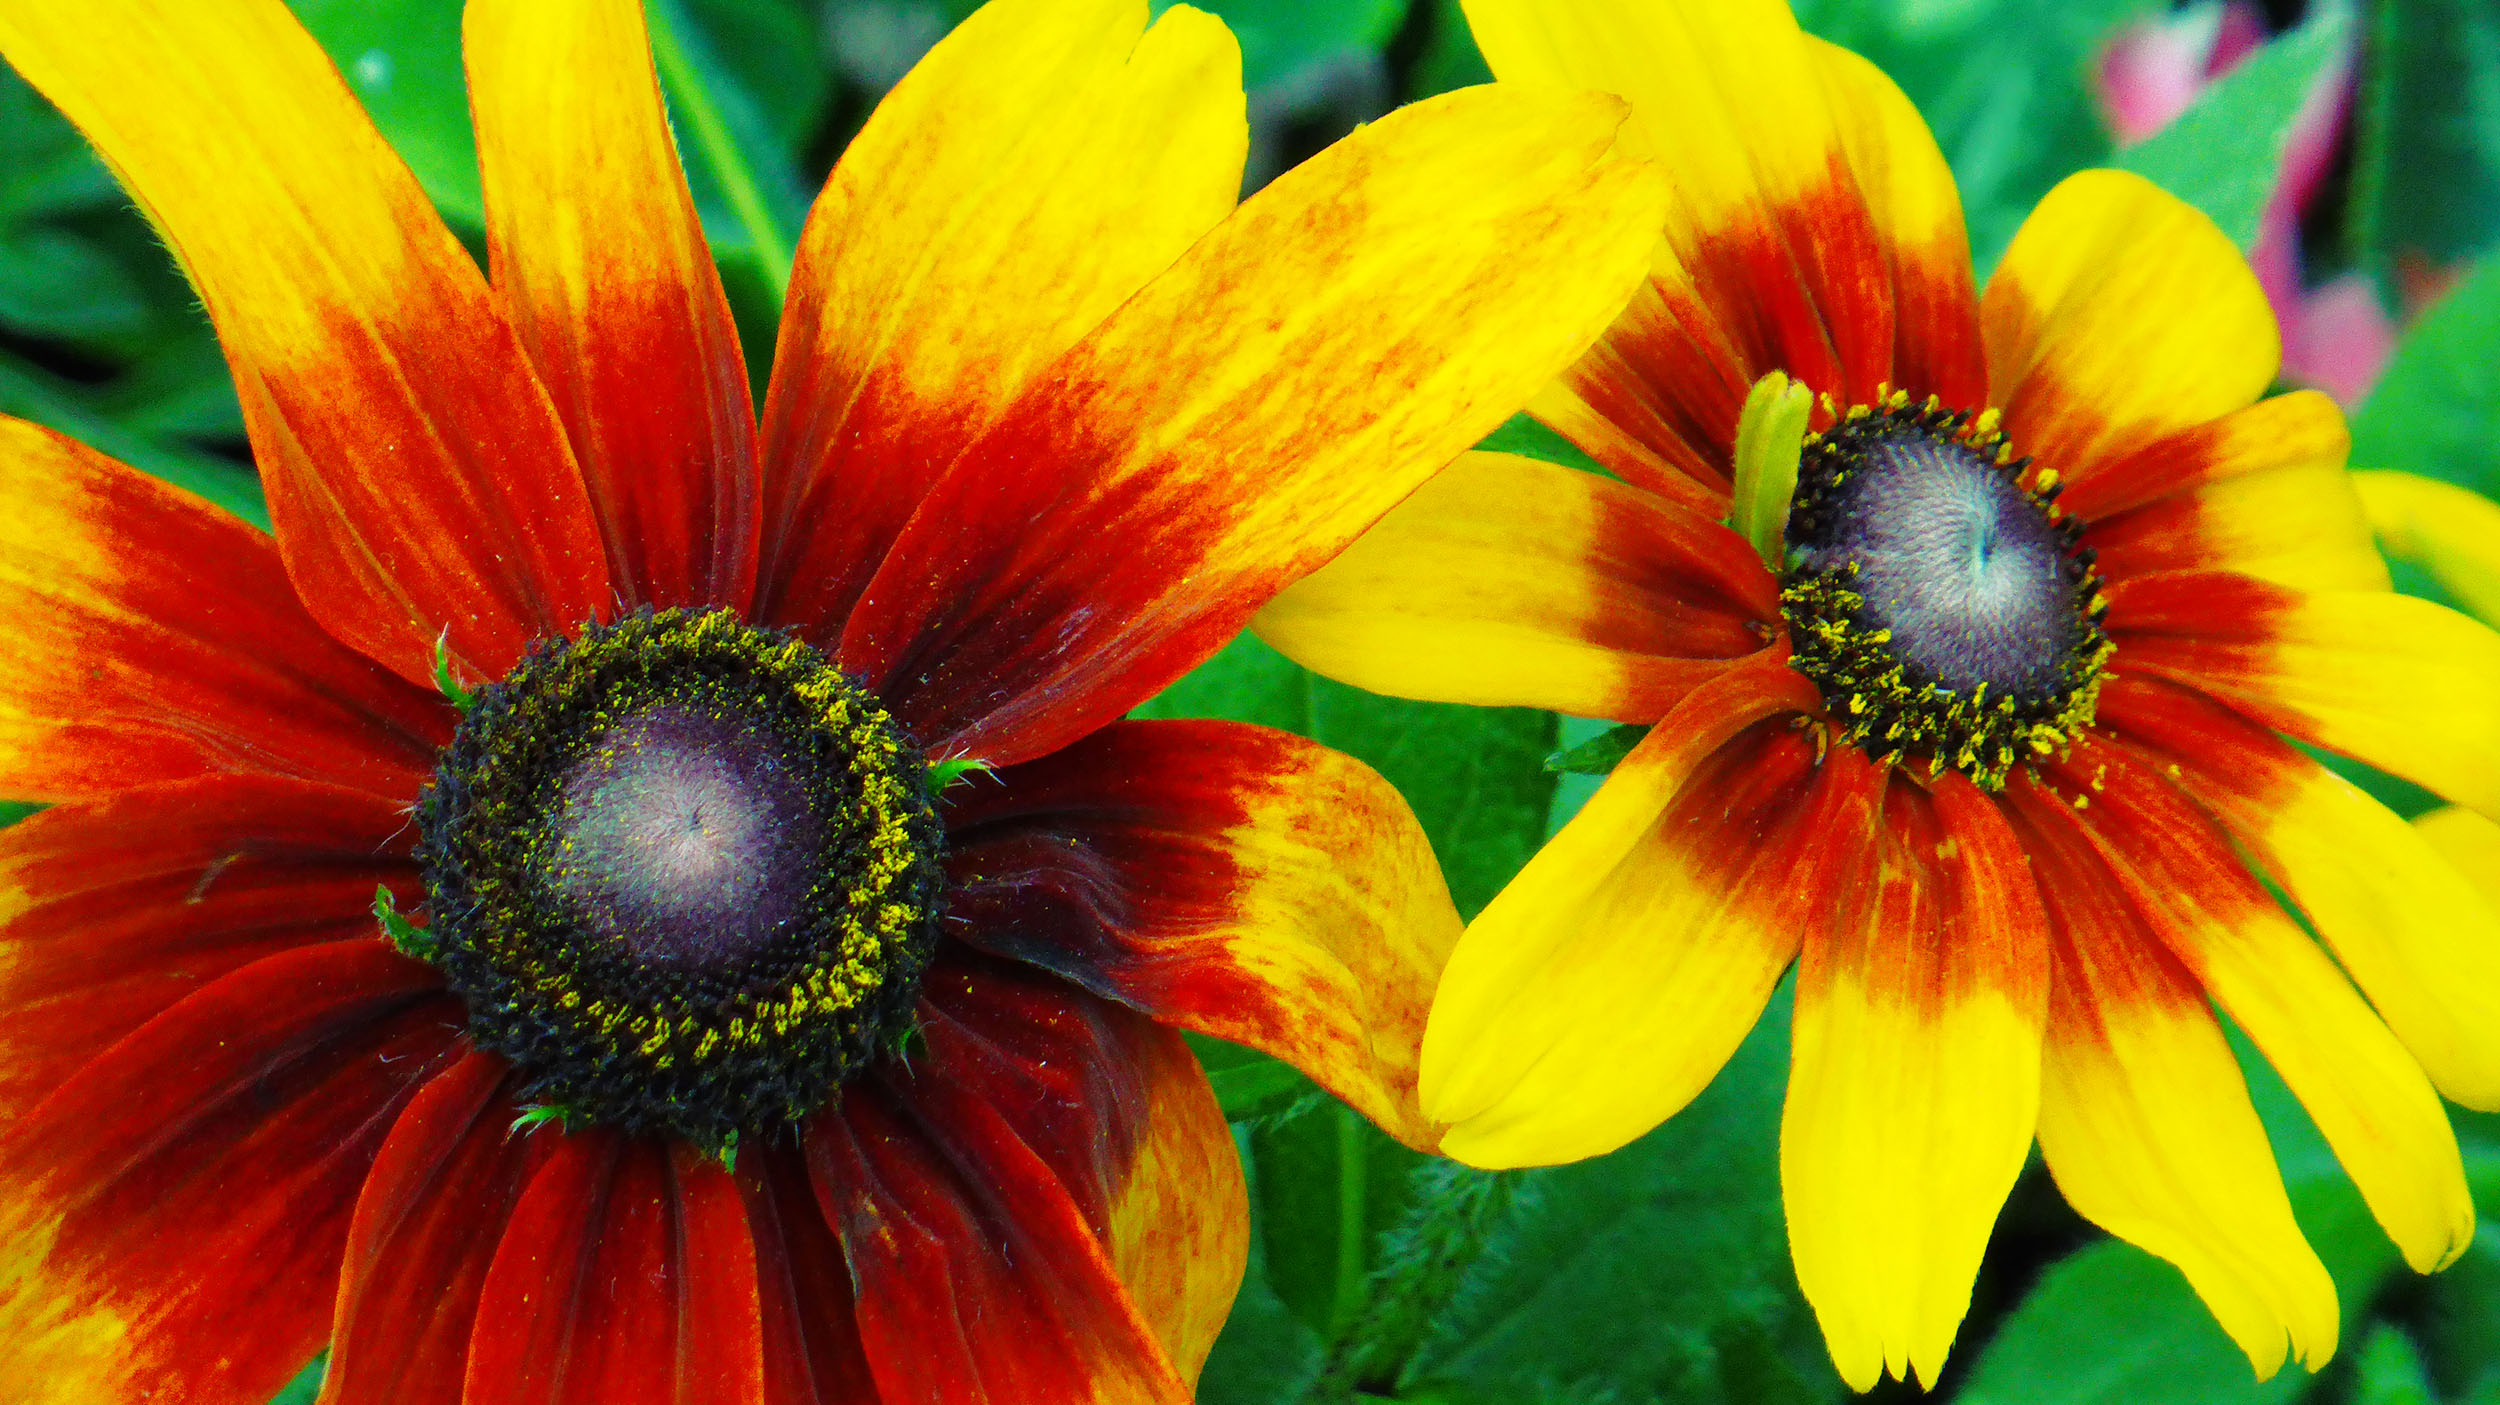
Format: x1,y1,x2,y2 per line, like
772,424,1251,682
909,954,1245,1384
0,776,420,1128
2041,739,2474,1275
2104,572,2500,818
754,0,1245,640
467,0,760,611
2354,470,2500,626
0,417,450,802
464,1133,767,1405
2001,781,2338,1379
837,84,1668,766
1984,170,2279,484
2083,457,2387,593
742,1146,878,1405
941,719,1457,1150
805,984,1198,1404
2101,673,2500,1109
2061,388,2349,523
0,939,463,1405
0,0,611,685
1783,776,2048,1392
319,1053,547,1405
1424,656,1844,1168
1253,451,1775,722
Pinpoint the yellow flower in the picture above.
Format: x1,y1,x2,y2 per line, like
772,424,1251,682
1260,0,2500,1391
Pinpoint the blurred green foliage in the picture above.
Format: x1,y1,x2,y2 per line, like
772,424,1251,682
0,0,2496,1402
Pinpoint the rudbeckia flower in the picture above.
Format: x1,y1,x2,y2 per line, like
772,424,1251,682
1259,0,2500,1389
0,0,1665,1400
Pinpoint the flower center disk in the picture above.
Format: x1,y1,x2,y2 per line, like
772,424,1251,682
415,609,945,1152
1779,394,2111,788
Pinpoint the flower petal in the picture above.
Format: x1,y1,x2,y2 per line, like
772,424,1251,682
2354,470,2500,626
0,417,450,801
1783,776,2047,1392
2084,458,2387,593
464,1133,767,1405
1464,0,1895,411
2002,780,2337,1379
2042,738,2474,1275
0,776,420,1129
909,954,1245,1384
2104,572,2500,818
1984,170,2279,481
319,1052,548,1405
837,83,1668,765
0,0,610,684
1253,451,1776,721
2062,389,2349,523
0,939,461,1405
1424,656,1842,1168
805,991,1198,1403
2102,674,2500,1110
467,0,760,612
1808,36,1986,410
754,0,1244,640
2415,804,2500,905
741,1146,878,1405
941,719,1457,1150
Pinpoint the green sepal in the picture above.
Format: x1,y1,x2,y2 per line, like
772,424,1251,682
1728,370,1814,570
509,1103,579,1137
433,631,477,714
1544,724,1649,776
925,756,993,797
715,1128,739,1172
372,885,439,964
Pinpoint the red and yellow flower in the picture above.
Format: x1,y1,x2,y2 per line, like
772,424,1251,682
0,0,1667,1400
1259,0,2500,1389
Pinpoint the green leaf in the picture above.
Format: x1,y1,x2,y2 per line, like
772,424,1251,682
0,227,148,341
2358,1325,2442,1405
1187,1032,1320,1124
2423,1225,2500,1405
1546,723,1648,776
268,1354,324,1405
1152,0,1409,91
2118,3,2353,252
2348,0,2500,292
0,801,38,829
1250,1103,1428,1346
1397,989,1839,1404
2351,251,2500,495
1475,411,1608,475
0,351,266,526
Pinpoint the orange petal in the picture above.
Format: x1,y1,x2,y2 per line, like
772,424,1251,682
942,719,1458,1149
2105,572,2500,818
0,0,611,684
2102,674,2500,1110
1984,170,2279,487
0,940,463,1405
467,0,761,612
835,82,1667,764
463,1135,766,1405
1254,451,1776,722
2063,389,2350,523
2085,457,2387,593
2043,738,2474,1276
2004,779,2338,1379
0,776,419,1131
0,416,451,802
741,1144,878,1405
1783,776,2047,1391
754,0,1245,641
1424,656,1843,1168
319,1054,548,1405
1101,1007,1245,1384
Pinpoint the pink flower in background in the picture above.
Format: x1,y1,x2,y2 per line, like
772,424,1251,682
2099,1,2394,405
